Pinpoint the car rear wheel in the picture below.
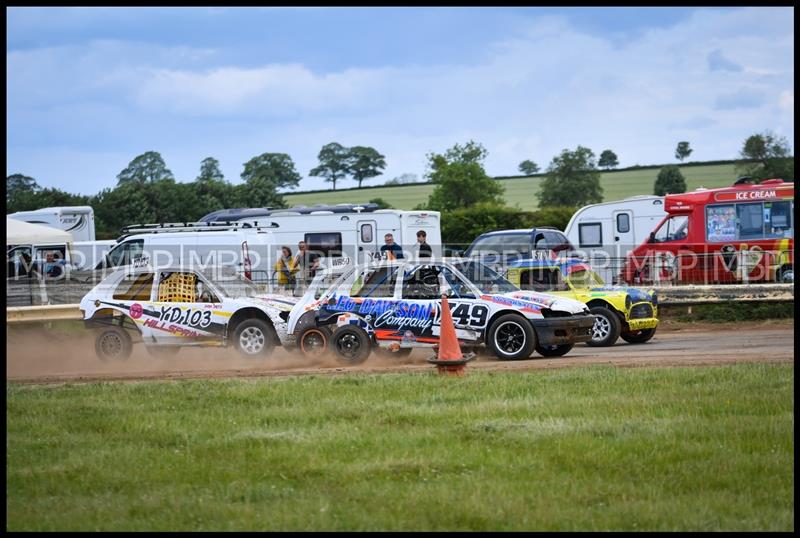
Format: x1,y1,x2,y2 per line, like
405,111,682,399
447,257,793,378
534,343,574,357
95,326,133,361
233,318,276,358
487,314,536,360
620,327,657,344
297,325,332,358
329,325,372,365
587,306,621,347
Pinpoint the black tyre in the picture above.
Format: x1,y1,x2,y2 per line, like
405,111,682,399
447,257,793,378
777,266,793,283
145,346,181,357
95,326,133,361
587,306,621,347
297,325,332,358
329,325,372,365
620,327,657,344
486,313,536,360
535,343,574,357
232,318,276,358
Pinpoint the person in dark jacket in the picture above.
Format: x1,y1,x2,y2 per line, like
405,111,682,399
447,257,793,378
416,230,432,258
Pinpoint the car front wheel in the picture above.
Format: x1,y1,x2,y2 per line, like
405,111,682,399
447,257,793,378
620,327,657,344
233,318,276,358
487,314,536,360
587,306,621,347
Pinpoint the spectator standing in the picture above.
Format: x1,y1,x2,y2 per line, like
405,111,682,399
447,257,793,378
274,246,299,292
295,240,320,286
380,233,405,260
416,230,432,258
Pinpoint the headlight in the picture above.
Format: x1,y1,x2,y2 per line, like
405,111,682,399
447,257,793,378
625,295,632,310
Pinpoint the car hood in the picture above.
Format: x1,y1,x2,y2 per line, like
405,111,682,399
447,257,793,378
581,286,655,302
491,290,589,315
245,294,300,311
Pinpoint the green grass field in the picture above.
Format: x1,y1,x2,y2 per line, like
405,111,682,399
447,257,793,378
284,163,740,211
7,363,793,531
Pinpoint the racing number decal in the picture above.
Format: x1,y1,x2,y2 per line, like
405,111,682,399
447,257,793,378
449,303,489,327
158,306,212,328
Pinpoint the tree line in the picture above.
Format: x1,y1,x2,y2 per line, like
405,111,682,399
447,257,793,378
6,130,793,242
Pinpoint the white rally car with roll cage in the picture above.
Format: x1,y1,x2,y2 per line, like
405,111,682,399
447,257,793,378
287,258,596,364
79,265,299,360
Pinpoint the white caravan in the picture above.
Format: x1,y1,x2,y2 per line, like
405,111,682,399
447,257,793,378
564,195,666,284
202,204,443,266
7,206,96,242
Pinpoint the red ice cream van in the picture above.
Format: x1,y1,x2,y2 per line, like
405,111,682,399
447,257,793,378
621,179,794,285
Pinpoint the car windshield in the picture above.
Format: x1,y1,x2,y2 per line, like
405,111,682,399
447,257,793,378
565,268,605,288
466,233,530,256
451,260,518,294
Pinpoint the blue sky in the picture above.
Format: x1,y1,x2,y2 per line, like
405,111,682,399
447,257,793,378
6,7,795,195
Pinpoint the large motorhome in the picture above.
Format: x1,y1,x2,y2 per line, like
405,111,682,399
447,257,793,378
89,204,442,290
621,179,794,284
563,195,667,284
7,206,96,242
200,203,443,265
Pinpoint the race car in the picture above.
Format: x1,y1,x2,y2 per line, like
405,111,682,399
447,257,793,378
505,258,659,346
287,258,596,364
79,265,299,360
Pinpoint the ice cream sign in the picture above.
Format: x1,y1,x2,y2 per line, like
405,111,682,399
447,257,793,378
714,189,778,201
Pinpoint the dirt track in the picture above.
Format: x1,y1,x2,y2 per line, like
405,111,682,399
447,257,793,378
6,320,794,384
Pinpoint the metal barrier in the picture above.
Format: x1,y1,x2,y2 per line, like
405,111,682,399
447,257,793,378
7,284,793,324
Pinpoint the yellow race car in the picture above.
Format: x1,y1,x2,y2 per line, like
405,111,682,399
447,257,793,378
506,258,659,346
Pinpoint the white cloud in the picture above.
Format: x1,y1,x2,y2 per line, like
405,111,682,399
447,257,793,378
7,7,794,193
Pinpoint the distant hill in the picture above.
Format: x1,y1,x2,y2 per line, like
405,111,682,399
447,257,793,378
284,161,742,211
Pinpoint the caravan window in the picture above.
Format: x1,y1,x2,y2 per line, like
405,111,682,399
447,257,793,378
305,232,342,257
616,214,630,233
360,224,373,243
578,223,602,247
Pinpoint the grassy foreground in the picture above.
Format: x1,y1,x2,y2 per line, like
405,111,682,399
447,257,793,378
284,163,738,210
6,363,793,531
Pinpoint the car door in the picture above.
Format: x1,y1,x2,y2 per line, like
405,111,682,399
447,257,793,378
148,270,222,345
397,263,485,345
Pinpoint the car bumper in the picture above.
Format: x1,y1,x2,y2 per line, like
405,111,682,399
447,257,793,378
531,314,595,346
625,317,659,331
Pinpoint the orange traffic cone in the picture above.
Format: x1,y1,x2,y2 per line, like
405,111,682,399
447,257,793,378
426,293,475,376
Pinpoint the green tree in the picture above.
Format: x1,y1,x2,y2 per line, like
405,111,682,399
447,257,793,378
598,150,619,170
7,173,41,209
116,151,175,185
310,142,350,191
347,146,387,188
736,131,794,182
518,160,540,175
653,165,687,196
241,152,301,207
196,157,224,182
537,146,603,208
675,141,692,162
423,141,505,212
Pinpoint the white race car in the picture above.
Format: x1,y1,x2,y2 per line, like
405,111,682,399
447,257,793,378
287,258,596,364
79,265,299,360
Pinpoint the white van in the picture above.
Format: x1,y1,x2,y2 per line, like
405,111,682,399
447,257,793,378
564,195,666,284
204,204,443,265
71,240,117,270
93,225,276,285
7,206,96,242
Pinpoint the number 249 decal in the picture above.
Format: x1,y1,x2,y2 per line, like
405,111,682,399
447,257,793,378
437,303,489,327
